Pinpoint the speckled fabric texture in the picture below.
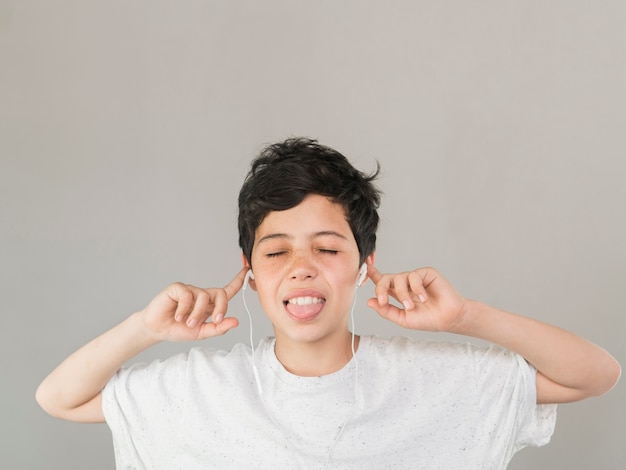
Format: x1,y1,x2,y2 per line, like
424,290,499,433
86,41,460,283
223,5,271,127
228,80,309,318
103,335,556,469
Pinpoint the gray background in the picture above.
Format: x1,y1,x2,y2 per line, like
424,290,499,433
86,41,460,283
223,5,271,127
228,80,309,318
1,1,625,468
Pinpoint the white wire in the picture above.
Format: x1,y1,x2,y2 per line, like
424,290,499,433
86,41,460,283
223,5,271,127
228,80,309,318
323,289,360,469
242,277,361,469
242,277,263,395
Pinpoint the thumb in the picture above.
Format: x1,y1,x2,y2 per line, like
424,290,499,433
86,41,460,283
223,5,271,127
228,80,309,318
195,316,240,340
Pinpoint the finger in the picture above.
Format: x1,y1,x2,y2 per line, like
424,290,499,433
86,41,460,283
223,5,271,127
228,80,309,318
367,297,409,329
222,267,249,300
196,316,240,340
171,284,195,323
407,270,428,303
211,289,230,324
185,288,213,328
367,264,384,284
369,265,393,306
199,268,247,325
373,272,392,307
391,273,415,311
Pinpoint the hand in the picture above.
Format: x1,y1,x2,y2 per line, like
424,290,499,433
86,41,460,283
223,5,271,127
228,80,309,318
139,267,248,342
366,265,470,333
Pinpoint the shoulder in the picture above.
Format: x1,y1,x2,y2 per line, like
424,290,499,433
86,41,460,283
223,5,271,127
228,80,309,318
358,336,534,398
111,341,254,384
360,334,478,357
186,341,253,365
359,335,521,372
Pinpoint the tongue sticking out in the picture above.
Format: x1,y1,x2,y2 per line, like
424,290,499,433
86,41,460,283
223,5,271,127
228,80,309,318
284,297,325,320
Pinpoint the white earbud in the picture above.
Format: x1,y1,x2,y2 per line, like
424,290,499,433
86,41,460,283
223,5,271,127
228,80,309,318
243,269,254,290
356,263,367,287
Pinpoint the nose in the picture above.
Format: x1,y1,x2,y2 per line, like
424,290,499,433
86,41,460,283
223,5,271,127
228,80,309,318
288,255,317,281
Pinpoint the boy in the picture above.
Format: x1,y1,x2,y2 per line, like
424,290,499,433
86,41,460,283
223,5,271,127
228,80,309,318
37,137,620,469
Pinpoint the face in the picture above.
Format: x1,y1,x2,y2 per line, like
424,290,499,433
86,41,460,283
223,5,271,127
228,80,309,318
248,194,372,347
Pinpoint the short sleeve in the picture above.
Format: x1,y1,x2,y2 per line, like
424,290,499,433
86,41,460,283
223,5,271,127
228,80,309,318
102,353,189,466
472,344,557,458
513,360,557,450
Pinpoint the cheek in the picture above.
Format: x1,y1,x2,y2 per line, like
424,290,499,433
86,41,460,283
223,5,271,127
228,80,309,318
326,263,358,286
254,280,281,309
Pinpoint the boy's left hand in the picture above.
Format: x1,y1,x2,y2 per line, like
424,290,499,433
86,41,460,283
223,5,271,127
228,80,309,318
366,265,470,333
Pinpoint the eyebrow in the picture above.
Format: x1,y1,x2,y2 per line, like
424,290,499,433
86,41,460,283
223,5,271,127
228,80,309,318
256,230,349,245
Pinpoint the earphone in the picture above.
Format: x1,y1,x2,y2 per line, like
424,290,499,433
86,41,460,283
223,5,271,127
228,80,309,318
243,269,254,290
356,263,367,287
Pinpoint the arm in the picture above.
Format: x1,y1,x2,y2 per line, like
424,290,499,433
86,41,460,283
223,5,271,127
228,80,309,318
366,265,621,404
35,269,247,423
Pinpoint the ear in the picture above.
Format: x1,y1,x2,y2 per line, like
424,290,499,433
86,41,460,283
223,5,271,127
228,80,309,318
241,252,257,291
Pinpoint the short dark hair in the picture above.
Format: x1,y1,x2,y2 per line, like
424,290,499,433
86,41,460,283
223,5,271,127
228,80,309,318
238,137,381,265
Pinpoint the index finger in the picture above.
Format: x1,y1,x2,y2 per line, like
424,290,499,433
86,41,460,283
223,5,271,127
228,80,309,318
223,266,249,300
367,264,384,284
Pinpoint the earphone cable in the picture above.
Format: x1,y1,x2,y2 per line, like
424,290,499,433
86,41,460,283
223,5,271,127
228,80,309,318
241,273,361,469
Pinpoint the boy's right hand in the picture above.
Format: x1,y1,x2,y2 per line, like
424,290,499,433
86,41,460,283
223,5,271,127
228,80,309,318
139,267,248,342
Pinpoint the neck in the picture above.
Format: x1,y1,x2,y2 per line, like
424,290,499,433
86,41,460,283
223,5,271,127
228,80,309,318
274,331,360,377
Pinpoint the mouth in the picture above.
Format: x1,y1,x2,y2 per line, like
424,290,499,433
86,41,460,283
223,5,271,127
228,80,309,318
285,296,325,306
283,292,326,321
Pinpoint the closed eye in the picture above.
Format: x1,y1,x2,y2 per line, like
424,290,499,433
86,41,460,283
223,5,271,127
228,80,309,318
266,252,286,258
319,249,339,255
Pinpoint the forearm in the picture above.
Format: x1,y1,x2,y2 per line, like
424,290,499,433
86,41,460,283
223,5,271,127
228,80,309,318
36,312,160,419
454,300,621,402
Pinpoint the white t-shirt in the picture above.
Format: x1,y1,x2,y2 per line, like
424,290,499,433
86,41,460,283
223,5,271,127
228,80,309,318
102,335,556,469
